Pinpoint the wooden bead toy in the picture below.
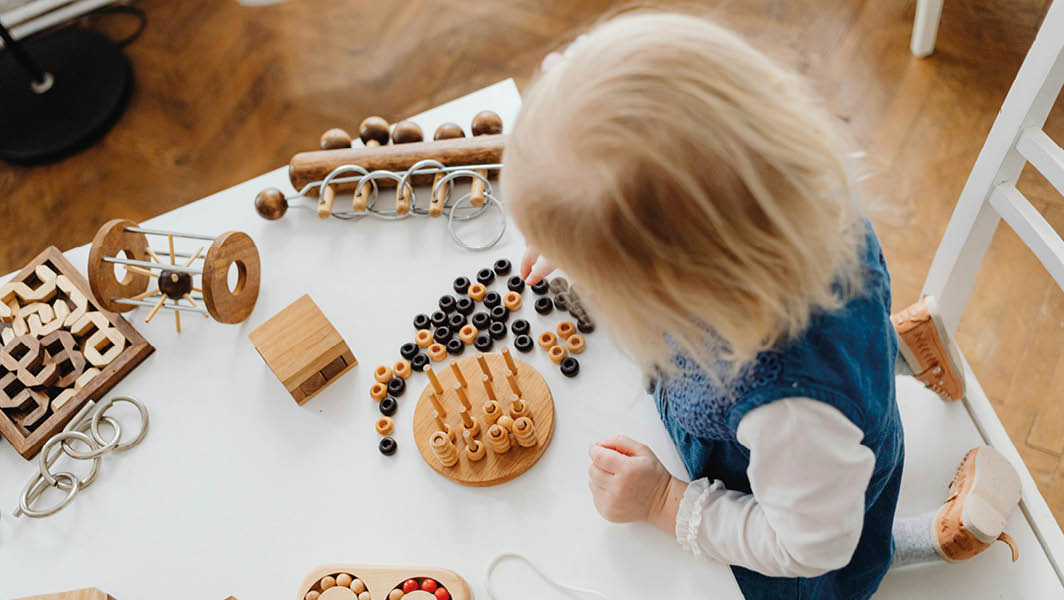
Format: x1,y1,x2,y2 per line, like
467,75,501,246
374,365,393,383
360,116,391,147
379,396,398,417
467,283,486,302
447,312,466,329
534,296,554,315
463,429,486,461
321,575,337,590
561,357,580,377
471,312,490,330
393,359,412,379
413,352,554,486
566,334,585,354
296,564,470,600
530,279,549,295
0,247,153,459
413,313,431,329
431,431,460,468
452,276,470,295
387,377,406,397
433,410,456,443
476,268,495,288
379,436,397,455
556,321,576,340
512,416,537,448
538,331,557,349
509,397,529,420
430,311,448,328
415,329,433,347
89,219,261,332
470,111,503,207
438,294,456,313
486,423,511,454
411,353,429,371
321,128,352,150
431,124,465,215
370,383,388,401
506,276,525,293
428,343,447,362
503,291,522,311
458,324,477,344
549,344,568,364
376,416,395,435
446,338,464,355
488,321,506,340
390,120,423,215
514,334,533,352
483,291,500,309
489,305,509,323
474,334,493,352
255,187,288,220
433,326,452,344
401,342,420,359
455,297,474,315
493,258,512,276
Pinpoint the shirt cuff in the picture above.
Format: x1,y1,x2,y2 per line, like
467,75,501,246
675,477,724,558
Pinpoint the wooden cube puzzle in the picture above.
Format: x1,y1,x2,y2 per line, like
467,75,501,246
249,294,356,405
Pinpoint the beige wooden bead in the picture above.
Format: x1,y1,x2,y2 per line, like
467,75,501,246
513,416,538,448
503,291,522,311
359,591,372,600
389,588,404,600
428,343,447,362
305,591,320,600
416,329,433,347
549,344,567,364
320,576,337,590
370,382,388,401
538,331,557,349
459,324,478,344
351,579,367,593
463,429,486,461
376,416,395,435
509,398,529,420
431,430,459,467
482,400,501,425
393,359,412,379
566,334,585,354
556,321,576,339
336,573,354,588
374,365,393,383
468,283,487,301
486,423,511,454
497,415,515,432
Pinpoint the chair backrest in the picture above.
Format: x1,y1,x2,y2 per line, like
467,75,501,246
923,0,1064,334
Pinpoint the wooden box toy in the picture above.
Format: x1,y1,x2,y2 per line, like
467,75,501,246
248,294,356,404
296,563,470,600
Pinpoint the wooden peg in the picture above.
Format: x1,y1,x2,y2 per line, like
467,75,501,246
501,346,518,374
455,383,472,411
509,396,529,420
425,365,444,395
429,392,447,418
434,410,456,442
463,429,486,461
475,353,492,381
506,372,521,397
450,361,468,388
392,120,423,215
470,110,502,206
431,122,465,217
481,374,496,402
482,399,501,425
486,423,511,454
513,416,538,447
459,406,480,436
352,116,390,212
317,183,336,219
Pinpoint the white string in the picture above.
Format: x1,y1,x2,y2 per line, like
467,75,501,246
485,553,610,600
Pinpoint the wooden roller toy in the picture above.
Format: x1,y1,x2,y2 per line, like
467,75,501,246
296,564,471,600
88,219,261,333
413,351,554,486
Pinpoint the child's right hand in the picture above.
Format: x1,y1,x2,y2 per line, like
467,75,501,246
520,246,556,285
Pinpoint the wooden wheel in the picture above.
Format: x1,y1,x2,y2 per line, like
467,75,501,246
202,231,260,324
87,218,151,313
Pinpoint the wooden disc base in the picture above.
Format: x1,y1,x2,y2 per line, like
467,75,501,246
413,352,554,486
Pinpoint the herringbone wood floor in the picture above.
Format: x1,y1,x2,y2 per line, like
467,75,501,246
3,0,1064,526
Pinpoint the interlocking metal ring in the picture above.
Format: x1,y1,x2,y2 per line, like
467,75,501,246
18,471,79,518
91,394,149,451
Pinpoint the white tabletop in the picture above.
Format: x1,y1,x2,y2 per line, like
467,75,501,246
0,80,742,600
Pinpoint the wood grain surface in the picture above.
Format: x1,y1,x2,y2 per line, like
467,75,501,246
296,564,470,600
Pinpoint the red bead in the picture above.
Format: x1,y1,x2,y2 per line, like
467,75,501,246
420,579,438,593
435,587,450,600
402,579,419,594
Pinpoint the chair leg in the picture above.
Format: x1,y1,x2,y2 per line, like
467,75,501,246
911,0,945,58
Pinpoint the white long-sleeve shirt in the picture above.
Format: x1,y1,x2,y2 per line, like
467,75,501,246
674,398,876,578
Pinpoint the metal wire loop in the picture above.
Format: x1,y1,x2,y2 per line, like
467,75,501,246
448,191,507,251
18,472,79,519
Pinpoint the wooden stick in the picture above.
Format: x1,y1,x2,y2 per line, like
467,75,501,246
146,247,165,265
168,233,176,266
184,246,205,267
481,374,496,402
174,309,181,333
455,384,472,411
145,296,166,323
506,372,521,397
476,353,492,381
425,366,444,396
183,293,198,307
126,265,159,279
131,288,160,301
450,361,468,388
429,392,447,418
501,346,518,375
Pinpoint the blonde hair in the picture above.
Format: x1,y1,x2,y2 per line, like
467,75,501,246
502,11,866,375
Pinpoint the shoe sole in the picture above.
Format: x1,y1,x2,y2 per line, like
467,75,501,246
897,296,967,400
963,446,1021,543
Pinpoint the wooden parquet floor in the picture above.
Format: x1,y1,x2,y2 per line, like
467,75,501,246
2,0,1064,526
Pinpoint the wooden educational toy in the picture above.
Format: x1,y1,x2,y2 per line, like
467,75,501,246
248,295,357,405
87,219,261,332
15,588,113,600
0,246,153,459
296,564,470,600
252,112,507,250
413,349,554,486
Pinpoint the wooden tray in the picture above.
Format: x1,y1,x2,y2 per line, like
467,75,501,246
296,563,471,600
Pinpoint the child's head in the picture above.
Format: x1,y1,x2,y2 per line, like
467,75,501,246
503,12,865,371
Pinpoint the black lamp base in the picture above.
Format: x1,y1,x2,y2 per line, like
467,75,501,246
0,27,132,164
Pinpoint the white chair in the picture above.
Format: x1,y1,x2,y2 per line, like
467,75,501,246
911,0,944,58
878,0,1064,596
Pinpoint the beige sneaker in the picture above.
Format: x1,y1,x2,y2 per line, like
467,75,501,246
932,446,1021,563
891,296,966,401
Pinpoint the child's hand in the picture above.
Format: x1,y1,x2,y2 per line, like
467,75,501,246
520,246,556,285
588,436,686,531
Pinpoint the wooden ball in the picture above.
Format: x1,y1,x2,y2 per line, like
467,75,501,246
305,592,320,600
320,575,337,590
389,589,404,600
351,579,367,593
434,122,465,140
392,120,424,144
320,128,352,149
359,116,391,145
158,270,192,300
359,592,372,600
254,187,287,220
471,110,503,136
336,574,353,588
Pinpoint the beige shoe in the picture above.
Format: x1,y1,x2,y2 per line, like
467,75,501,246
891,296,966,401
932,446,1021,563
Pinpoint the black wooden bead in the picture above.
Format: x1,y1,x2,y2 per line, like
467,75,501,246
453,276,471,295
534,296,554,315
514,334,534,352
561,357,580,377
511,319,531,336
430,311,448,328
439,295,457,313
489,321,507,340
411,353,429,371
577,319,595,334
483,291,501,308
387,377,406,397
400,342,419,360
554,292,570,311
379,396,398,416
379,436,397,455
434,326,452,343
446,338,465,355
455,297,474,315
476,268,495,285
531,280,549,295
413,313,431,330
474,334,494,352
490,305,509,323
493,258,512,276
471,312,491,330
447,312,466,329
507,276,526,293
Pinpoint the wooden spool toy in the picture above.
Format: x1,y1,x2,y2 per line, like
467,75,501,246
413,349,555,486
87,219,261,333
296,564,470,600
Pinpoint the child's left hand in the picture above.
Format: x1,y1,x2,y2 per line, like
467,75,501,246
588,436,686,531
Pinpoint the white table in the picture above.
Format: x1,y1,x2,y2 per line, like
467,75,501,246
0,80,743,600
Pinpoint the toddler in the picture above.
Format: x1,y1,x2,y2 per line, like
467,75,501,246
502,12,1021,600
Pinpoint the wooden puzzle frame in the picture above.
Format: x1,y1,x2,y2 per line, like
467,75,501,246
296,563,470,600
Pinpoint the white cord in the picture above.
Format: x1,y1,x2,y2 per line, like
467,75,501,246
485,553,610,600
